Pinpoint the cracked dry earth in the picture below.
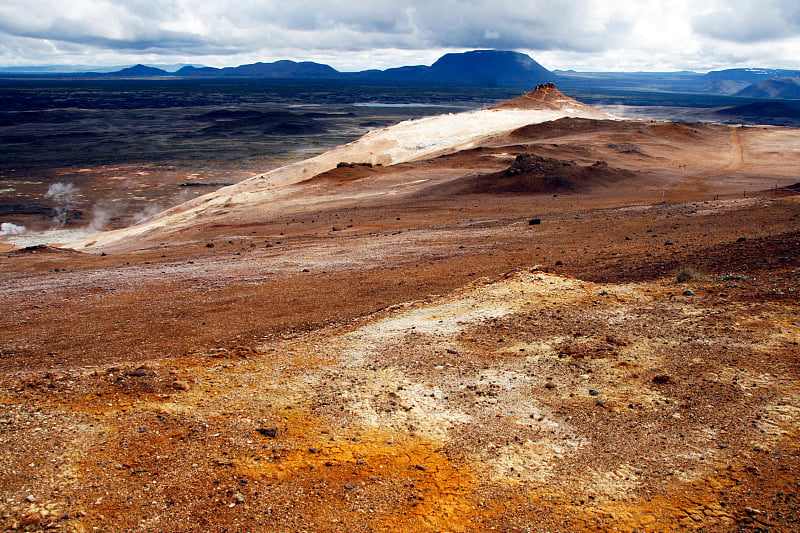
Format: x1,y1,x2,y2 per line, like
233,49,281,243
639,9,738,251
2,263,799,532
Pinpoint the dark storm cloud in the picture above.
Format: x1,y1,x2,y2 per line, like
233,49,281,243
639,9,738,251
0,1,208,52
692,0,800,43
410,2,632,52
238,1,632,53
0,19,205,51
0,0,634,57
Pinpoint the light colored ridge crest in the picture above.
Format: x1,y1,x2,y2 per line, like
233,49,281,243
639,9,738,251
69,86,614,250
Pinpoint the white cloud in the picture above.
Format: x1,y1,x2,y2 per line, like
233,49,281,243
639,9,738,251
0,0,798,71
692,0,800,43
0,222,26,236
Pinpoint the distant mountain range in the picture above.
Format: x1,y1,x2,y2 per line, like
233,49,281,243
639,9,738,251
176,60,340,79
0,51,550,87
105,50,556,88
700,68,800,96
2,50,799,99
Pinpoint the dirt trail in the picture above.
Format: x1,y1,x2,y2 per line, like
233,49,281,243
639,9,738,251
518,91,560,110
667,126,743,198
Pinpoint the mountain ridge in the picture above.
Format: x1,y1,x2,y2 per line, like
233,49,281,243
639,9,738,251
734,77,800,99
4,51,800,98
111,64,171,77
176,50,554,87
1,50,555,87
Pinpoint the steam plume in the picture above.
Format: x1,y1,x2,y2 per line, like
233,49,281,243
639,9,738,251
0,222,26,236
44,182,78,227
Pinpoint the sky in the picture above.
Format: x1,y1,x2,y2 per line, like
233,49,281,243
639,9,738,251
1,0,799,72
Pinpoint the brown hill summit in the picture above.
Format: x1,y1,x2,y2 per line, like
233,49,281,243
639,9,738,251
489,82,596,113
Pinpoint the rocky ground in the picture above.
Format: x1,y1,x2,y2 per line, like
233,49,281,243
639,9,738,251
1,88,799,532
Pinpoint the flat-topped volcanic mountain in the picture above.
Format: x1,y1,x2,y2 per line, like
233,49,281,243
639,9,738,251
1,85,799,533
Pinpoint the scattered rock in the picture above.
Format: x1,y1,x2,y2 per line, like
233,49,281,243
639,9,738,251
257,427,279,438
206,243,215,248
25,495,35,502
664,240,674,245
683,289,695,296
231,346,254,358
545,382,556,389
605,334,629,346
652,375,672,384
126,366,150,377
589,389,600,396
172,380,192,391
528,218,541,225
344,483,355,490
234,493,245,504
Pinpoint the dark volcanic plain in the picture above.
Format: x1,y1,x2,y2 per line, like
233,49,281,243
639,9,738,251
1,79,516,233
0,84,799,532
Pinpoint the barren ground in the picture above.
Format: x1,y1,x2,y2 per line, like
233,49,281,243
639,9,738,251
1,94,799,532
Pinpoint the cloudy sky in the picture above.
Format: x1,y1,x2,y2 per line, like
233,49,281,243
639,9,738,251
1,0,799,72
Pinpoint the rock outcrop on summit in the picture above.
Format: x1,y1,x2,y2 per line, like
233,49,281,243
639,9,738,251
488,82,595,113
